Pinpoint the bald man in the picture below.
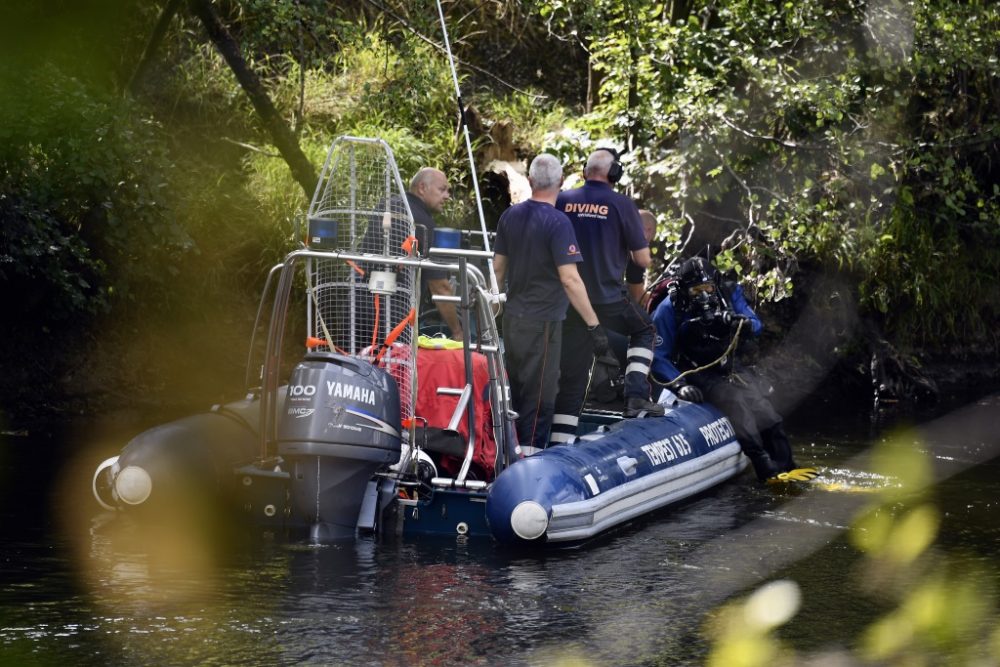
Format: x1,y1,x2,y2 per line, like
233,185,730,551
407,168,462,339
355,167,462,350
549,149,664,444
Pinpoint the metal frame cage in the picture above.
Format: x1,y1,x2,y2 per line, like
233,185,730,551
305,136,417,422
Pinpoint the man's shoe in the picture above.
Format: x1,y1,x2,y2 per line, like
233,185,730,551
623,397,666,418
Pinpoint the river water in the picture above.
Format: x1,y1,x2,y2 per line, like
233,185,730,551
2,393,998,666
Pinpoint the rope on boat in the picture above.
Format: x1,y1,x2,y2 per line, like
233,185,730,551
306,279,342,354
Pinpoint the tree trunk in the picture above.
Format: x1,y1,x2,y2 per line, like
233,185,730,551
187,0,318,199
127,0,184,96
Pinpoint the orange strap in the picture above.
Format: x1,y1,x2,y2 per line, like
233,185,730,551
346,259,365,277
401,235,418,255
375,308,415,365
305,336,348,355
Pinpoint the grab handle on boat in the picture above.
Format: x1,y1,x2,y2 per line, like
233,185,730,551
431,294,462,304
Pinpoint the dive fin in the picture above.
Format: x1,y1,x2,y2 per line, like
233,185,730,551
767,467,820,483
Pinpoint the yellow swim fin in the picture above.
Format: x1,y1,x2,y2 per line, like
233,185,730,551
767,467,820,483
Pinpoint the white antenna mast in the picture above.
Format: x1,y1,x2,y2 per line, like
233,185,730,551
434,0,500,296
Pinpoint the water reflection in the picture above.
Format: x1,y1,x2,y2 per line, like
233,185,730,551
1,394,998,666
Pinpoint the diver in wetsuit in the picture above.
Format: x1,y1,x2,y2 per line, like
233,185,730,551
650,257,816,482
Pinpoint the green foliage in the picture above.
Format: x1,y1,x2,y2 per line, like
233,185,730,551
479,92,573,156
242,32,464,229
0,1,153,90
141,25,469,297
531,0,1000,353
164,41,257,135
0,65,191,323
5,0,1000,413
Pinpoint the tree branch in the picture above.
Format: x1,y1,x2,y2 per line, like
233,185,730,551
360,0,546,101
720,114,824,150
187,0,317,199
127,0,184,96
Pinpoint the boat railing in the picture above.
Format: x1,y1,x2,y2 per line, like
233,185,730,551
425,245,512,483
258,245,516,486
243,261,284,395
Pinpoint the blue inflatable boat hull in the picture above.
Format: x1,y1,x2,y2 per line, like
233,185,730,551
486,403,747,545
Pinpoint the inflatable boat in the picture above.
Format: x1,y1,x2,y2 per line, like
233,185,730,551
91,136,748,547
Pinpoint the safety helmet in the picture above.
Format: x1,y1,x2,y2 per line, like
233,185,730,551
674,257,721,313
677,257,717,292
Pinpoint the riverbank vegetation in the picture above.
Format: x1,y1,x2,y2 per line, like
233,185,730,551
2,0,999,424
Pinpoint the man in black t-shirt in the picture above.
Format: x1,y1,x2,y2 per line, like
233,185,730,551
406,168,463,340
494,154,608,454
357,168,463,345
626,209,658,306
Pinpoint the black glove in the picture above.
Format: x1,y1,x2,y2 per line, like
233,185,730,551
676,384,704,403
587,324,610,357
722,311,749,328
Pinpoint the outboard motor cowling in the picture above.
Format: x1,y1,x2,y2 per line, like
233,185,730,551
278,352,402,540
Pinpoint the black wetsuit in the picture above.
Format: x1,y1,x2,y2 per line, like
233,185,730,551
651,282,797,480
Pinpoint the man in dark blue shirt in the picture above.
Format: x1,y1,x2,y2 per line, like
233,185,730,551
494,154,608,454
404,168,463,339
549,148,663,444
357,168,463,347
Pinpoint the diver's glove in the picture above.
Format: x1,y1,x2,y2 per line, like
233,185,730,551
587,323,610,357
766,467,820,483
675,383,704,403
722,311,749,328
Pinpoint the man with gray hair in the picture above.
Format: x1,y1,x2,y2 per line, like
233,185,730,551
493,153,609,454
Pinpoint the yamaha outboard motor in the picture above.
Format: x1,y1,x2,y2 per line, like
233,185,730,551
278,352,402,541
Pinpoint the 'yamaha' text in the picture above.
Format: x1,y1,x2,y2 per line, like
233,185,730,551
327,380,376,405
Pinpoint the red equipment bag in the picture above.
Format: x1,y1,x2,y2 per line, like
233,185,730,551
415,347,497,480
